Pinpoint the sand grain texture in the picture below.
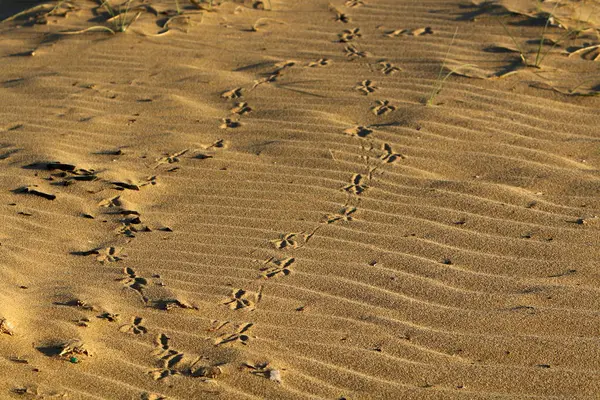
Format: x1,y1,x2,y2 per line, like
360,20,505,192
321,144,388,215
1,0,600,398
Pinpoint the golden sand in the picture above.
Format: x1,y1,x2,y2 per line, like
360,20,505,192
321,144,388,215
1,0,599,398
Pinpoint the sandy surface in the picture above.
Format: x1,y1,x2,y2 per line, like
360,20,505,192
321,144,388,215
1,0,599,399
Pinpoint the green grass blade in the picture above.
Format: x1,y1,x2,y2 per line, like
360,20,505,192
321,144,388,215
426,27,459,105
496,17,527,65
534,0,561,67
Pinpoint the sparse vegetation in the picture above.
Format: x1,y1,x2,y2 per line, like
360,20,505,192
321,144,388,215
101,0,141,33
425,28,474,106
2,0,272,36
496,0,588,69
1,0,78,25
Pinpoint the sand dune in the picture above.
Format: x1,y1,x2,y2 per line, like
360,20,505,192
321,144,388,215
1,0,599,398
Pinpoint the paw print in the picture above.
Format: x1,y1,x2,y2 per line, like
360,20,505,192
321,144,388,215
355,80,378,95
380,143,405,163
343,174,367,195
151,298,197,311
119,316,148,334
345,44,368,58
231,102,252,115
252,74,278,89
379,62,401,75
243,361,283,383
149,367,178,381
260,257,295,279
220,118,241,129
215,323,254,346
112,176,156,191
74,246,124,263
155,149,188,166
324,206,356,224
339,27,361,42
344,125,373,137
270,232,302,249
118,267,148,301
308,58,331,67
272,60,295,74
97,247,124,263
149,333,183,380
224,289,257,311
334,12,350,23
221,87,243,99
371,100,396,115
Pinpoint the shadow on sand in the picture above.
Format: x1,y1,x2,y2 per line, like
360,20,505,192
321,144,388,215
1,0,50,21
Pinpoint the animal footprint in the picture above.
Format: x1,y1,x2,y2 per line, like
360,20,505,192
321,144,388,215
120,316,148,334
155,149,188,167
379,62,401,75
151,298,197,311
371,100,396,115
188,363,223,379
160,350,185,372
380,143,405,163
98,195,122,208
149,333,181,380
116,216,151,238
231,102,252,115
73,246,124,263
384,29,404,38
355,80,378,95
270,232,315,249
54,298,97,311
344,125,373,137
271,233,299,249
207,320,231,333
38,339,92,361
260,257,295,279
207,139,225,149
339,28,361,42
224,288,260,311
345,44,368,58
24,160,91,172
324,206,356,223
345,0,364,7
243,362,283,383
221,87,243,99
25,161,98,186
308,58,331,67
252,74,278,89
333,10,350,23
112,176,156,191
273,60,295,74
119,267,148,302
158,332,219,378
220,118,241,129
343,174,367,195
97,247,124,263
149,364,179,380
97,312,119,322
215,323,253,346
156,333,171,351
386,27,433,37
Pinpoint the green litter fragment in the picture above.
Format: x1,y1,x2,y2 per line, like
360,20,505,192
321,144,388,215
69,357,79,363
